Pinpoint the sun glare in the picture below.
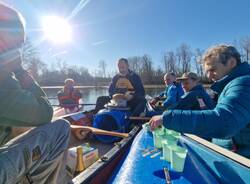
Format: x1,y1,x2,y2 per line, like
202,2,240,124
42,16,72,44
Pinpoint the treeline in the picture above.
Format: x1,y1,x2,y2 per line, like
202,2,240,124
22,37,250,86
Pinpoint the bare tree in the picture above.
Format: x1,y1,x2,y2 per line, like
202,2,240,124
162,51,176,73
194,48,204,79
240,37,250,63
98,60,107,78
154,66,164,84
128,56,142,75
141,55,154,84
176,43,192,74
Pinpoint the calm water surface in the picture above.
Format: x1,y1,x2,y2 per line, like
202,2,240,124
44,87,165,111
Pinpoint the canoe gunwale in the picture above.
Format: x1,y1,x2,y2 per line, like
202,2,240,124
184,134,250,168
72,126,141,184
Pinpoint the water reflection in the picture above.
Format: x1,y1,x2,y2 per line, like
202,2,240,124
44,86,165,110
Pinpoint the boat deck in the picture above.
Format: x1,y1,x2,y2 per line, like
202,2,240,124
71,126,141,184
109,129,250,184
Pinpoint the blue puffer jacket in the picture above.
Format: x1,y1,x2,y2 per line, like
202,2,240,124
172,84,215,110
162,62,250,157
163,82,184,109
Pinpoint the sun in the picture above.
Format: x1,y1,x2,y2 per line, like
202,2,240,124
42,16,72,44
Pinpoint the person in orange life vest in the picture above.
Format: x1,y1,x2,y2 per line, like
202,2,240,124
57,78,82,111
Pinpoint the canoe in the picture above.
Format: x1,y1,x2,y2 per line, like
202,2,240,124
108,128,250,184
56,109,141,184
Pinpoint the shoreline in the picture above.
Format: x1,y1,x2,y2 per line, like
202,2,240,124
42,84,210,89
42,85,166,89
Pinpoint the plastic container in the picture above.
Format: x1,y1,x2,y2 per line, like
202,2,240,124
93,109,130,143
162,138,177,162
152,128,165,148
170,146,187,172
165,129,181,139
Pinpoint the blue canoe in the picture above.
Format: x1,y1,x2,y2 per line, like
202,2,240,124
108,129,250,184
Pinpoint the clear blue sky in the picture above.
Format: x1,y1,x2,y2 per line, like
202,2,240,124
3,0,250,74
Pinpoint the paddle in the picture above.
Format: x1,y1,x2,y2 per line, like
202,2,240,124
71,125,129,138
129,116,151,121
55,110,87,119
51,103,96,107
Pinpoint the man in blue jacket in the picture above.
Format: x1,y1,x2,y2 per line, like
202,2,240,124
151,73,184,107
174,72,214,110
109,58,146,116
161,72,184,109
150,45,250,158
148,72,184,115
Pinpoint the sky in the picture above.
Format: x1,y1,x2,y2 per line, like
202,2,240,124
2,0,250,74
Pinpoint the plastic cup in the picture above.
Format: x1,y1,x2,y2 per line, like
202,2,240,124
162,134,178,143
170,146,187,172
162,139,177,162
152,128,165,148
164,128,173,135
167,130,181,138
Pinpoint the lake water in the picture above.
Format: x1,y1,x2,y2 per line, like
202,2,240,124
44,86,165,110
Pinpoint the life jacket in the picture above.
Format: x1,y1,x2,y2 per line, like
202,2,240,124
57,89,81,110
115,76,134,92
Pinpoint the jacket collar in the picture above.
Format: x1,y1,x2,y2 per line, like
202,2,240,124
190,84,203,92
211,62,250,94
118,69,133,77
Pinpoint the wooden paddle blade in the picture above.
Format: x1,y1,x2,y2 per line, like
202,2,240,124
70,125,129,138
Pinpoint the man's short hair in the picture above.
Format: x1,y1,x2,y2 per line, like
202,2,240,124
118,58,129,65
164,72,176,79
202,44,241,66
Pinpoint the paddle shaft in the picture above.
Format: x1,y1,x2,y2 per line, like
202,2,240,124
129,116,151,121
71,125,129,138
51,103,96,107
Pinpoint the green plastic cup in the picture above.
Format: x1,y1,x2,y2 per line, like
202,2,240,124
162,139,177,162
170,146,187,172
167,130,181,138
162,134,178,143
153,128,165,148
164,128,173,135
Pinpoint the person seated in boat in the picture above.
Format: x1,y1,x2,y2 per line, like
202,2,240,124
57,78,82,112
109,58,146,116
149,44,250,158
0,4,89,183
174,72,214,110
148,72,184,115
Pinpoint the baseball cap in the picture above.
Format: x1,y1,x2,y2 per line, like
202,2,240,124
177,72,199,81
